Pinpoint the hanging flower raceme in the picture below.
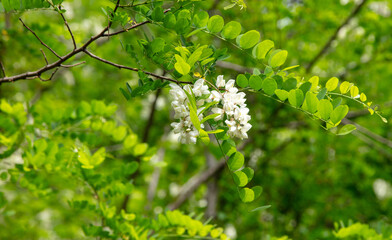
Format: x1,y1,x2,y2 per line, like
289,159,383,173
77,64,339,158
169,76,252,144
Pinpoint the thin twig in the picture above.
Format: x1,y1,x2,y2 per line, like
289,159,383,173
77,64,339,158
59,6,77,49
306,0,369,72
60,61,85,68
40,49,49,65
84,50,191,84
19,18,62,59
38,67,59,81
0,61,5,77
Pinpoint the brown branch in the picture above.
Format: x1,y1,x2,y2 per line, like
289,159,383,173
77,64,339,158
83,50,190,84
38,67,59,82
60,61,85,68
342,118,392,149
19,18,62,59
40,49,49,65
215,61,253,73
0,61,5,77
306,0,369,73
0,5,176,84
59,6,77,49
168,158,226,210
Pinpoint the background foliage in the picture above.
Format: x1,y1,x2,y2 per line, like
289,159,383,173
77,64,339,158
0,0,392,239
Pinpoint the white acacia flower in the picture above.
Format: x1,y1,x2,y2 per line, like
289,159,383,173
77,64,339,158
216,75,226,88
169,75,252,144
193,79,210,97
225,79,236,91
211,107,224,121
209,90,222,102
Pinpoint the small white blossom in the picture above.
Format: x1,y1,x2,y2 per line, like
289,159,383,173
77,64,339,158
216,75,226,88
169,75,252,144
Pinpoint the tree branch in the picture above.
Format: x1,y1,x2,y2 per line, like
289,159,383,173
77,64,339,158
0,5,178,84
306,0,369,73
83,50,190,84
19,18,62,59
59,6,77,49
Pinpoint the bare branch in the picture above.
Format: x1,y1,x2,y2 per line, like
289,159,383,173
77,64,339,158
0,61,5,77
60,61,85,68
306,0,369,73
19,18,62,59
59,6,77,49
216,61,253,73
40,49,49,65
83,50,191,84
38,67,59,82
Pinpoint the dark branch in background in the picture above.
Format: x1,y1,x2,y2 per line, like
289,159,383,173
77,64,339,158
19,18,62,59
0,3,179,85
59,6,77,49
205,150,220,219
168,158,226,210
40,49,49,65
342,118,392,149
84,50,188,84
215,61,253,73
306,0,369,73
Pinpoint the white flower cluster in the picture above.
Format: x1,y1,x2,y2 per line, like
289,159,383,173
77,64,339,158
170,75,252,144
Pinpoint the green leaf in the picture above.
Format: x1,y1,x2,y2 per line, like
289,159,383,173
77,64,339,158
151,6,164,21
239,30,260,49
207,15,224,33
317,87,328,100
251,205,271,212
228,152,244,171
288,89,304,108
222,140,236,156
261,77,277,95
332,97,342,109
330,105,349,124
233,171,248,187
187,46,205,67
317,99,333,120
174,54,191,75
350,86,359,97
221,21,242,39
175,18,190,34
282,78,297,91
193,11,209,28
337,124,356,135
309,76,319,91
236,74,249,88
120,88,130,101
275,89,289,101
151,38,165,53
268,50,288,68
253,40,274,59
242,167,254,182
326,77,339,91
239,187,254,203
163,13,176,29
188,103,201,130
252,186,263,199
91,147,106,166
305,92,319,114
249,75,263,91
299,82,312,94
199,129,210,145
340,81,352,94
206,129,224,134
